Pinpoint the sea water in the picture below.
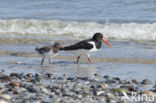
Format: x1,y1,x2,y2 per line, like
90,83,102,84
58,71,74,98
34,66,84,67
0,0,156,80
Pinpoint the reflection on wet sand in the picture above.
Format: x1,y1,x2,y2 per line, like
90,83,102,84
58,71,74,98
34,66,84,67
40,64,97,78
1,50,156,64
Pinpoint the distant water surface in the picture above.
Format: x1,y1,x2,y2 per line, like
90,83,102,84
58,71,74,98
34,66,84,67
0,0,156,23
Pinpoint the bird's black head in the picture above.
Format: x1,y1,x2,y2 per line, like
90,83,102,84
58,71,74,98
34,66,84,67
92,32,103,41
53,42,62,49
92,32,112,47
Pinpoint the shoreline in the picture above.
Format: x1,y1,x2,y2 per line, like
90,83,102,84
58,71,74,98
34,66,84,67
0,36,156,103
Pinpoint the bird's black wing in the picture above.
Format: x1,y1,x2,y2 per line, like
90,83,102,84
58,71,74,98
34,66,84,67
60,40,93,51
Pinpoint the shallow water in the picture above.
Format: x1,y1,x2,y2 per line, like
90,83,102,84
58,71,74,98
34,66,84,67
0,0,156,81
1,55,156,81
0,37,155,81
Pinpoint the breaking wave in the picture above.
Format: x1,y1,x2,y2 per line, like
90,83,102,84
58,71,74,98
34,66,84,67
0,19,156,41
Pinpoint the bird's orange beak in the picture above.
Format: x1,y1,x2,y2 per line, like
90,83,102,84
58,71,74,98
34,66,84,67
101,38,112,47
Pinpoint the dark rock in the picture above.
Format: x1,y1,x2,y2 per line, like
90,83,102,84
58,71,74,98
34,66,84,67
90,85,95,89
26,85,38,93
132,79,138,84
67,77,75,81
77,77,89,81
45,73,53,78
0,75,11,81
103,75,110,79
49,95,53,98
26,73,33,78
41,101,50,103
10,73,22,79
126,85,136,92
112,77,120,81
60,88,65,93
58,77,63,80
94,73,98,76
29,79,37,83
92,88,97,96
35,73,41,82
13,90,19,94
141,79,151,85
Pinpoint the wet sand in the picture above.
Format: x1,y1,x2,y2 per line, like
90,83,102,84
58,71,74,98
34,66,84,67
0,36,156,81
0,35,156,102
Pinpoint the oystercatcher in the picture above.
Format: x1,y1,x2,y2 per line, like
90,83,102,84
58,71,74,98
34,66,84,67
36,42,62,65
60,33,112,64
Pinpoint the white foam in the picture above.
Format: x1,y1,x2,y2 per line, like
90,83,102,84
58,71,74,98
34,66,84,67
0,19,156,41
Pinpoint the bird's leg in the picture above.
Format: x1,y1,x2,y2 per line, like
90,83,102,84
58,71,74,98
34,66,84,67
88,57,92,64
49,58,52,64
76,56,80,64
41,58,44,65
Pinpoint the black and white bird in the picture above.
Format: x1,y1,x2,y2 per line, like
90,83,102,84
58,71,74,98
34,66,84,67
60,33,112,64
36,42,62,65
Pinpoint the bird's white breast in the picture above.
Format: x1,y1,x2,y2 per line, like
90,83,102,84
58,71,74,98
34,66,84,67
88,41,98,53
42,50,58,58
67,41,98,57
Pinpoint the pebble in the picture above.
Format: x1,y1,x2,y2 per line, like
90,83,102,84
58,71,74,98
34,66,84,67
0,94,11,100
26,85,38,93
45,73,53,78
41,87,49,94
67,77,75,81
9,81,20,87
0,73,155,103
96,91,105,96
103,75,110,79
141,90,155,97
77,77,89,81
141,79,151,85
0,99,8,103
106,93,115,100
0,75,11,81
132,79,139,84
10,73,22,79
97,83,108,89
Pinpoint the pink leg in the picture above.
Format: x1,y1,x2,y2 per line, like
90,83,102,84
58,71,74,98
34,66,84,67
88,58,92,64
76,56,80,64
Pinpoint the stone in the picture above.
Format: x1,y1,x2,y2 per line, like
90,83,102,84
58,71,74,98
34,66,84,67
0,75,11,81
97,91,105,96
10,73,22,79
100,83,108,89
26,85,38,93
120,96,127,103
77,77,89,81
0,99,8,103
103,75,110,79
141,90,155,97
9,81,20,87
141,79,151,85
0,94,11,100
106,93,115,99
112,77,120,81
41,87,49,94
45,73,52,78
26,73,33,77
67,77,75,81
